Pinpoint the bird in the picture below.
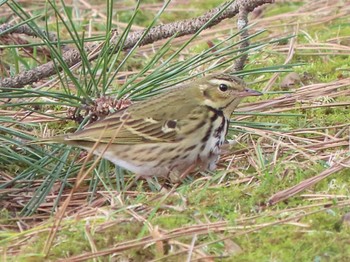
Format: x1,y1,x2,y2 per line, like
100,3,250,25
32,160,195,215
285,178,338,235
42,74,262,180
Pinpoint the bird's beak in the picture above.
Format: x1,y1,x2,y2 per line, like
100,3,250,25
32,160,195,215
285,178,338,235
238,88,263,97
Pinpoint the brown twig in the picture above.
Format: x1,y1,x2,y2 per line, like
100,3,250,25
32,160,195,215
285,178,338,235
234,5,250,72
268,157,350,205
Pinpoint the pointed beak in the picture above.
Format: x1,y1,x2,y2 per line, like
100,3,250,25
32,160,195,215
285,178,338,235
238,87,263,97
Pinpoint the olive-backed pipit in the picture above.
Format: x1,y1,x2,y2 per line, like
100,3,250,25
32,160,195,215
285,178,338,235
43,74,262,179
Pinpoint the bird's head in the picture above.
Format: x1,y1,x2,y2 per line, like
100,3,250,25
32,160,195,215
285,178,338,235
198,74,262,115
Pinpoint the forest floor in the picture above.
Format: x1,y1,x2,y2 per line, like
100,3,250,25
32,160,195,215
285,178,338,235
1,0,350,261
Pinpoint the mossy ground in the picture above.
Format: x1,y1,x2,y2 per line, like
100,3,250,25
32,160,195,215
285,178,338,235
1,0,350,261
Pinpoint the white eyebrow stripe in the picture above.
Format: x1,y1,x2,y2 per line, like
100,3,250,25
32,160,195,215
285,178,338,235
208,79,234,86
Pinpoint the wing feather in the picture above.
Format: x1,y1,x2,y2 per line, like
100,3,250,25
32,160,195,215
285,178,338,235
64,85,207,145
65,109,179,144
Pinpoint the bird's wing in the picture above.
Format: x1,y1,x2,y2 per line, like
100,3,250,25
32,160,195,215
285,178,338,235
65,108,195,144
65,86,206,144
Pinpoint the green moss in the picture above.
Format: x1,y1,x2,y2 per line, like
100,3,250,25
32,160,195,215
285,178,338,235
229,210,350,261
151,214,192,229
264,2,304,17
185,181,264,220
10,219,147,261
115,0,224,27
44,223,88,259
0,209,12,226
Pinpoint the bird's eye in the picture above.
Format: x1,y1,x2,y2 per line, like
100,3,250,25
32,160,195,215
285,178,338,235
219,84,228,92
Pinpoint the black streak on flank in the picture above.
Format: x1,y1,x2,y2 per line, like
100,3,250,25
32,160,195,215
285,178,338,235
214,115,226,137
184,144,197,152
201,122,213,143
170,154,180,162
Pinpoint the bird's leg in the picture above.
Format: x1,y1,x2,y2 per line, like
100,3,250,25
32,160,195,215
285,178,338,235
146,177,162,191
123,174,142,191
124,174,162,192
168,163,197,184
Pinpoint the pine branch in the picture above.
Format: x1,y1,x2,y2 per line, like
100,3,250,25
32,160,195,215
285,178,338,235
0,0,274,89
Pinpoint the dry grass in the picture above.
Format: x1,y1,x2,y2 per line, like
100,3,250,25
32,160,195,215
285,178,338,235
1,0,350,261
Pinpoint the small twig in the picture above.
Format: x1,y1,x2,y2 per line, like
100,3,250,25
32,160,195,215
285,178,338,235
234,5,250,72
186,234,197,262
268,157,350,205
263,23,299,91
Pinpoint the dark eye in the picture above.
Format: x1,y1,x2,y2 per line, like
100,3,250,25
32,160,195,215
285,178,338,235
219,84,228,92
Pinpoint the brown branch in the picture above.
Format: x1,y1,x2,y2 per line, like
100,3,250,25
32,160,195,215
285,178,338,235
0,23,57,41
234,5,250,72
0,0,274,89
